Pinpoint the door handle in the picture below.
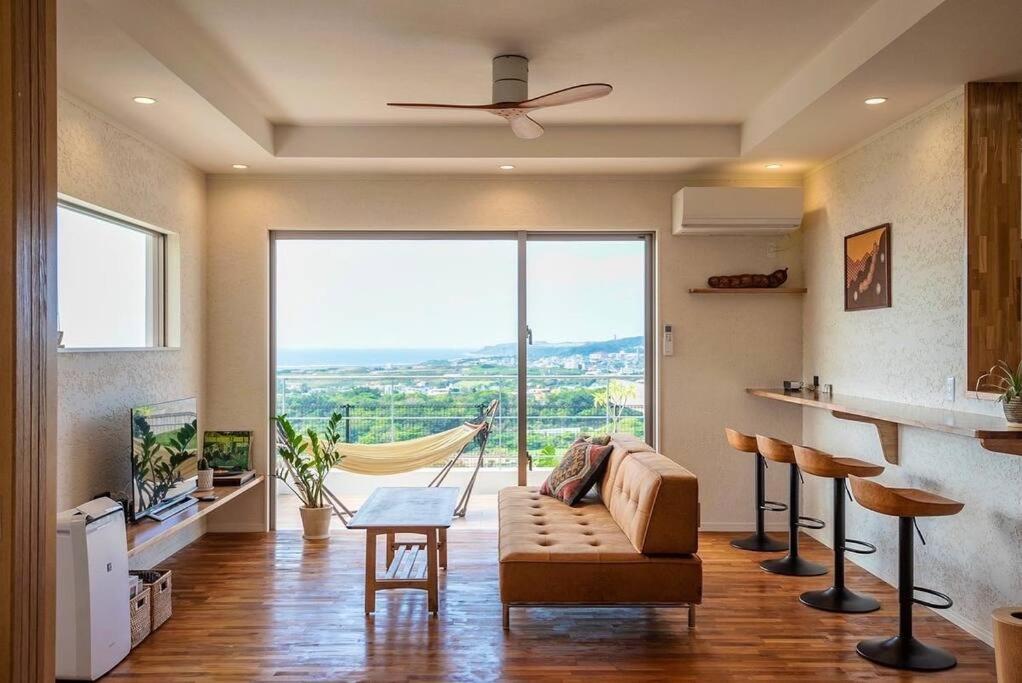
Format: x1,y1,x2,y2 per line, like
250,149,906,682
526,326,533,345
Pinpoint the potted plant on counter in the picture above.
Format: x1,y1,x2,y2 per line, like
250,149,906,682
977,360,1022,424
274,411,346,540
195,454,214,491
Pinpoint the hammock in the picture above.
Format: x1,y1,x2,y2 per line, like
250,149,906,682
277,400,498,520
333,422,482,475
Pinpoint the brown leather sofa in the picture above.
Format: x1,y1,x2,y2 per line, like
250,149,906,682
498,434,701,629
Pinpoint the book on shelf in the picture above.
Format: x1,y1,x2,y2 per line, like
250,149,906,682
212,470,256,487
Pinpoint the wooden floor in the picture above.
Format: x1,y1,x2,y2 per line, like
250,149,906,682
110,530,996,681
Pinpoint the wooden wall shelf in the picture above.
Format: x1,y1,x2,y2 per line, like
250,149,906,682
747,388,1022,464
689,288,807,294
126,475,265,558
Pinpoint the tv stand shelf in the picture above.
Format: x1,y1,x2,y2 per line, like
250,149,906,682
126,475,265,558
747,388,1022,464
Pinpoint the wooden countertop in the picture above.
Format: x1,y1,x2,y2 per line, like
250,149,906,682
747,388,1022,461
126,475,265,557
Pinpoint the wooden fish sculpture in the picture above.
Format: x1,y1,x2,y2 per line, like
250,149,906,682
707,268,788,289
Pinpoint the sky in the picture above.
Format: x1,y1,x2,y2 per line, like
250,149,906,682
58,206,151,348
275,238,646,350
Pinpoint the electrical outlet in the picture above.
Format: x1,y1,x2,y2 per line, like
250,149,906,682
945,376,955,402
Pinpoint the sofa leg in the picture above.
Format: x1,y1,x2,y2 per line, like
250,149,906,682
688,604,696,628
502,604,510,630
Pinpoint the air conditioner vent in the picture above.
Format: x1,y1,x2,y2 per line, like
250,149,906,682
672,187,804,236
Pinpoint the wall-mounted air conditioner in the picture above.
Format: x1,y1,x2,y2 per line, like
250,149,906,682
672,186,804,236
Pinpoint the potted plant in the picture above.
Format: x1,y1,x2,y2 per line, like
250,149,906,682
275,411,346,540
977,360,1022,424
195,454,214,491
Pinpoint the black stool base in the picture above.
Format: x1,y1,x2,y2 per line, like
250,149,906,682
760,554,828,576
731,533,788,552
857,636,957,671
799,586,880,613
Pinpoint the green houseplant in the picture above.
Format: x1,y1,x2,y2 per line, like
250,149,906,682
275,411,346,539
976,360,1022,424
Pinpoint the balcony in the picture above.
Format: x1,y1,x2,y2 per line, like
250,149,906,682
275,371,646,529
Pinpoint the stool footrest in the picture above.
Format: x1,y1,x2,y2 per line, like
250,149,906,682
796,515,826,530
760,500,788,513
912,586,953,610
841,538,877,555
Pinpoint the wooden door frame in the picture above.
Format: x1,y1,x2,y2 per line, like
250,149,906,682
0,0,58,680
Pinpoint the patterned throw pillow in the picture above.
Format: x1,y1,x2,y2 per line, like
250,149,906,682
539,438,614,506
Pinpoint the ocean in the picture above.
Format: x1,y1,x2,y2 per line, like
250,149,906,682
276,347,474,368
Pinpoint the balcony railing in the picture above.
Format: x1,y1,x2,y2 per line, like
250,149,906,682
276,372,645,469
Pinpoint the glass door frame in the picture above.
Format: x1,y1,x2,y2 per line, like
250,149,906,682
269,229,655,529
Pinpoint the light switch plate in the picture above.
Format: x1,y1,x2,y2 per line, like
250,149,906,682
945,376,955,402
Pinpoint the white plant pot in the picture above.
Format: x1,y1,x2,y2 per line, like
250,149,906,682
300,506,333,540
196,469,214,491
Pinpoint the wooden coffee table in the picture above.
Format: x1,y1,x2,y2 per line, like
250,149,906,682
347,487,459,616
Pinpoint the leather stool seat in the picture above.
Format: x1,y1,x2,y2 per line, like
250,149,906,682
849,477,963,518
795,447,884,479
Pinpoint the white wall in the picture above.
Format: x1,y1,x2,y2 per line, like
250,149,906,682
801,93,1022,645
56,94,206,511
204,175,804,531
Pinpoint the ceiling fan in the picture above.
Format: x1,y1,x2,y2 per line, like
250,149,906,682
387,55,612,140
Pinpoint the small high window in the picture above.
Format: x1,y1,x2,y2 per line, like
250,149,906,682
57,201,166,349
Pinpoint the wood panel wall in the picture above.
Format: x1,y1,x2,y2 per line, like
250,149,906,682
966,82,1022,391
0,0,57,680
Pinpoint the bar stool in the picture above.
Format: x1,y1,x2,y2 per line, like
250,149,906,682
724,428,788,552
793,445,884,613
755,435,827,576
849,476,964,672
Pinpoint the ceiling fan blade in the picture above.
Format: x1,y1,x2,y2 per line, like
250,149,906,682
509,113,544,140
519,83,612,109
387,102,504,110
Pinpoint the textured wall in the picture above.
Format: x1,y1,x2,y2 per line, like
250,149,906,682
56,94,206,511
204,175,804,531
801,93,1022,644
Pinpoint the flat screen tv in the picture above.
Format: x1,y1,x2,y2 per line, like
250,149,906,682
130,398,198,520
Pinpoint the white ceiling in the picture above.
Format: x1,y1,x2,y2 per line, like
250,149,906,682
56,0,1022,176
170,0,872,125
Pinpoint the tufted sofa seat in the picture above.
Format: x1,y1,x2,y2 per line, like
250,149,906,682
498,435,701,628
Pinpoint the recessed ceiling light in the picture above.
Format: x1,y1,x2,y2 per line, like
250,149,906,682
132,96,157,105
232,164,248,170
499,164,515,170
765,163,783,169
864,97,888,105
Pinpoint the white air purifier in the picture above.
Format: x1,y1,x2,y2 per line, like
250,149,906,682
56,497,132,680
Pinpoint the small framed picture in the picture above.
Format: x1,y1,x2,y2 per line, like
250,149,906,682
202,431,252,472
845,223,891,311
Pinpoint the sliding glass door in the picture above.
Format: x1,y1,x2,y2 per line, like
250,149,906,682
523,235,652,480
271,231,652,527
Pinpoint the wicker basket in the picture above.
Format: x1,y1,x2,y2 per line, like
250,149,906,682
131,569,173,630
129,586,152,648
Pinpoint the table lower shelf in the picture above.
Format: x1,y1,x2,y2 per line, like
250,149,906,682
364,528,448,615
